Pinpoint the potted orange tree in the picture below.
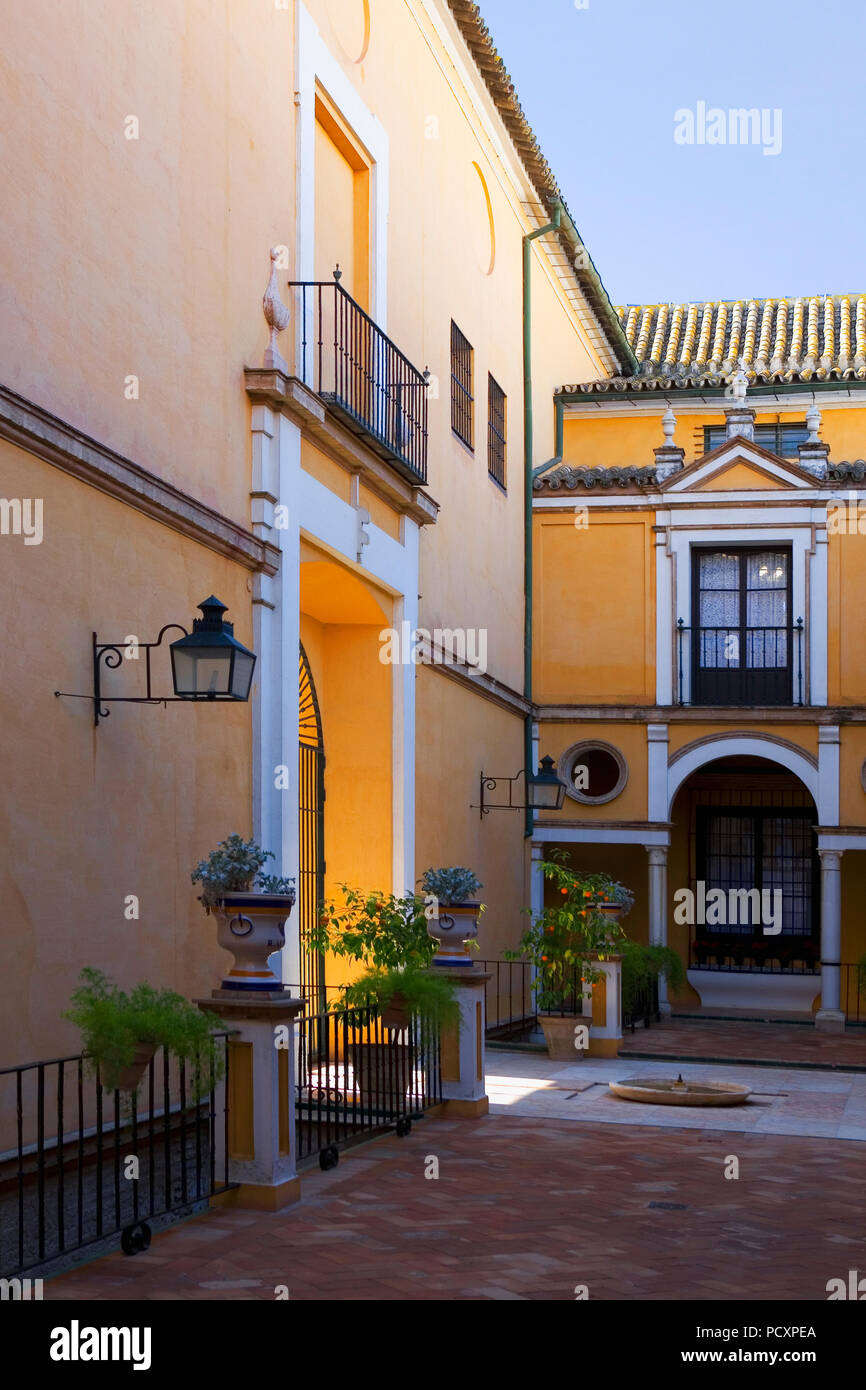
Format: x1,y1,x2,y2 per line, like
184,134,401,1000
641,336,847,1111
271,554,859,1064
506,853,631,1060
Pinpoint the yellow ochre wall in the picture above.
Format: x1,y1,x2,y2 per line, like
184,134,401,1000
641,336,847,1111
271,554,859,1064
534,512,656,704
0,0,298,525
0,437,253,1067
560,405,866,470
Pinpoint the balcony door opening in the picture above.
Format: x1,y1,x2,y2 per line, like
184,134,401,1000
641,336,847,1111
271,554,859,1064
691,546,793,705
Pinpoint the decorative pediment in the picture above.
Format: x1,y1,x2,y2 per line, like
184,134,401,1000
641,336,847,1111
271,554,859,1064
662,435,818,493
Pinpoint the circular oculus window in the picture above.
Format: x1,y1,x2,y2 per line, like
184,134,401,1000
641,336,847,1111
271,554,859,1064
558,741,628,805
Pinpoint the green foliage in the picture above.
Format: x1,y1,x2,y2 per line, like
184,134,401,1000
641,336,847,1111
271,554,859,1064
191,833,295,914
337,964,459,1030
64,968,227,1099
419,866,483,906
307,885,437,971
620,941,685,1015
505,851,631,1012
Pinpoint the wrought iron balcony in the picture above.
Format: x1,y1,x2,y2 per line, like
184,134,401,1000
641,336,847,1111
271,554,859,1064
287,277,428,486
676,618,805,707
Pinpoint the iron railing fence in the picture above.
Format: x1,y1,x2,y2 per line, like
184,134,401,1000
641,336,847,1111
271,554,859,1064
622,976,661,1032
288,279,428,486
480,958,662,1043
294,1004,441,1171
0,1038,232,1279
675,619,804,706
688,938,820,973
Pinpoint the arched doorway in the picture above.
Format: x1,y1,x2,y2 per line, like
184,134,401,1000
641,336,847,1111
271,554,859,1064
298,643,326,1012
670,754,820,1013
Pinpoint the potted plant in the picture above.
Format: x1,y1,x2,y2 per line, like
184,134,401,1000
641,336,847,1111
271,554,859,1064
620,941,685,1026
191,833,295,992
64,967,227,1098
419,866,485,966
308,886,454,1108
505,853,629,1059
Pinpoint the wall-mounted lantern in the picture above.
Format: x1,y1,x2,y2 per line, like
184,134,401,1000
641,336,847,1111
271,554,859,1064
474,755,567,818
55,596,256,727
169,597,256,701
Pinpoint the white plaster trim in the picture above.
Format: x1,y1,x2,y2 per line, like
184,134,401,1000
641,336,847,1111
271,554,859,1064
533,825,671,847
297,467,414,597
296,5,389,328
655,533,673,705
818,725,840,828
560,389,866,419
667,735,821,818
647,723,669,821
668,524,821,706
533,494,829,511
392,519,419,896
666,441,814,491
817,832,866,852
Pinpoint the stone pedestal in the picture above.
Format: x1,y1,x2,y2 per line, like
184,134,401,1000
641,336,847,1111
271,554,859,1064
587,954,623,1058
435,967,490,1117
197,991,305,1210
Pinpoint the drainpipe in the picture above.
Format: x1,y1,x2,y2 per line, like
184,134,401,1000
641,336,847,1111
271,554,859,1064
523,199,562,837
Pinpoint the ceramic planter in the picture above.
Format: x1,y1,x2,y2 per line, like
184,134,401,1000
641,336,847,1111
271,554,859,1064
427,901,480,966
538,1013,588,1061
350,1036,415,1110
213,890,296,992
112,1042,157,1092
597,902,624,922
380,992,411,1032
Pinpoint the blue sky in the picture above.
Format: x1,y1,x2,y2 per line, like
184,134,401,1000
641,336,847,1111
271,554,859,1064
483,0,865,306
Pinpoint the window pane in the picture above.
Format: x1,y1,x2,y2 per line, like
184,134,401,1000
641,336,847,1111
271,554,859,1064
699,552,739,589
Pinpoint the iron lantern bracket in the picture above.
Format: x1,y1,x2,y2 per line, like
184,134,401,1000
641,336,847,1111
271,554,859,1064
55,625,191,727
473,769,530,819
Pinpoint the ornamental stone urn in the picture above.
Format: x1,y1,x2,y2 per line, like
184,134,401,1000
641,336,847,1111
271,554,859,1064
213,890,296,992
427,902,481,966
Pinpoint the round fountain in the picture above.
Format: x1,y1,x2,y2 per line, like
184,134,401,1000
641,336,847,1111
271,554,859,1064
609,1072,751,1107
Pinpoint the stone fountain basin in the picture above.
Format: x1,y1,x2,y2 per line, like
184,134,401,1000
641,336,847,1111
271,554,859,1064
609,1076,751,1107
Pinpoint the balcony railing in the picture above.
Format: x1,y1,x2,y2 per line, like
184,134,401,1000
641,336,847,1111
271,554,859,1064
676,618,804,706
288,278,428,486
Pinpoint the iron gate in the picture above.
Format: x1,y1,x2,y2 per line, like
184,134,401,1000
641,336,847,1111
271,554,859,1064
298,644,326,1015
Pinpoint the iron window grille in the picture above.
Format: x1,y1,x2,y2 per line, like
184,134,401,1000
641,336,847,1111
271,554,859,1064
687,546,798,706
704,421,809,458
487,375,507,488
450,320,474,449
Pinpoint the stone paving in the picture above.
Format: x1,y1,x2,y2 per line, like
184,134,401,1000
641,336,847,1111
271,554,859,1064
487,1051,866,1141
620,1016,866,1068
46,1045,866,1302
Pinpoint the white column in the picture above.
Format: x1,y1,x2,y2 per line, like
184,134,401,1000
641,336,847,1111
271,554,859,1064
816,848,845,1032
530,843,545,918
645,845,671,1016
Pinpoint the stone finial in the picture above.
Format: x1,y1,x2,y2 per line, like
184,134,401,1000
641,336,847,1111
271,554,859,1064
726,359,749,405
723,359,756,442
799,401,829,479
262,247,291,372
654,403,685,482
